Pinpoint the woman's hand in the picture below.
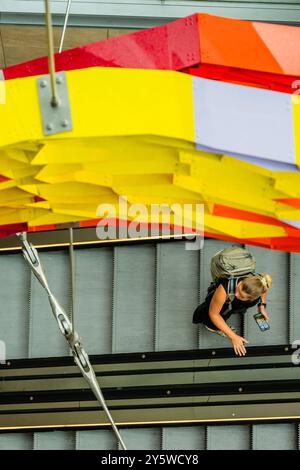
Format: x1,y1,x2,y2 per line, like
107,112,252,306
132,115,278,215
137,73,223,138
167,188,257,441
258,306,269,320
231,334,249,356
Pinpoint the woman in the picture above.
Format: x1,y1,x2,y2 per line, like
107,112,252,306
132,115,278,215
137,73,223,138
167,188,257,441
193,273,272,357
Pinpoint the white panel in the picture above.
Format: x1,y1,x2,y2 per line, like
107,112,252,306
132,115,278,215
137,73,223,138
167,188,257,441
280,219,300,229
193,77,295,165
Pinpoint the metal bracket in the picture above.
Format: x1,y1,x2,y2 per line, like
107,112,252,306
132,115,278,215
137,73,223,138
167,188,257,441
37,71,73,136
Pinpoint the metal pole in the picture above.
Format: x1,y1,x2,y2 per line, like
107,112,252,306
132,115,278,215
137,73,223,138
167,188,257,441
59,0,72,53
44,0,59,107
69,227,75,335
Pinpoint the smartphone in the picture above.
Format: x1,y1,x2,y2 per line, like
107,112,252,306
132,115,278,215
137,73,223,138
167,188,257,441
253,312,270,332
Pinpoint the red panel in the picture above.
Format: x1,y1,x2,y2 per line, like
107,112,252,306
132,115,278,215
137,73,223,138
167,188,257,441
3,15,200,80
0,222,28,238
212,203,288,228
186,64,300,94
27,224,57,232
205,231,300,253
274,198,300,209
0,175,11,183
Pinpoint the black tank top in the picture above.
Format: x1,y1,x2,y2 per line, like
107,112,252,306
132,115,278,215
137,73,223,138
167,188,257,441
213,277,260,314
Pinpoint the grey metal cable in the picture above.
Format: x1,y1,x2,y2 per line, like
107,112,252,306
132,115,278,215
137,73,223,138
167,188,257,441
59,0,72,53
68,227,75,335
16,232,127,450
45,0,59,107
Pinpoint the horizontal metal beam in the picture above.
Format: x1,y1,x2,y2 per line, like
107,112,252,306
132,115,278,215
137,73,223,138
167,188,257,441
0,227,200,253
0,346,299,429
0,344,293,368
1,1,300,27
0,402,300,431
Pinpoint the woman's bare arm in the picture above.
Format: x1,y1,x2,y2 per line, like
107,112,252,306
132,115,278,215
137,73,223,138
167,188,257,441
209,284,249,356
208,285,237,339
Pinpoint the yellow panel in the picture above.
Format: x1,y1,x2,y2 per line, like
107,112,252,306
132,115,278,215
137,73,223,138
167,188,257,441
204,214,286,238
273,172,300,197
0,68,194,147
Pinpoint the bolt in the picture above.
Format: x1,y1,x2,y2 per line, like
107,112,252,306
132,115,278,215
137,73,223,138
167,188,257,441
284,347,289,352
46,123,53,131
29,396,34,401
166,390,171,395
7,361,11,366
56,76,63,85
141,354,146,359
61,119,69,128
212,350,216,356
40,80,47,88
238,387,243,392
232,413,235,417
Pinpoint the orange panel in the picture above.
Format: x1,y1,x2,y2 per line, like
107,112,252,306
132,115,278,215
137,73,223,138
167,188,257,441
274,198,300,209
198,13,300,75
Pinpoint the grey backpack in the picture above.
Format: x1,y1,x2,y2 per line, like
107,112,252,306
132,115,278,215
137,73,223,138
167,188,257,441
210,245,259,309
211,245,256,283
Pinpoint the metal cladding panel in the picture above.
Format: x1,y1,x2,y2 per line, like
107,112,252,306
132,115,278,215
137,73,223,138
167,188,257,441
76,430,116,450
154,241,199,351
244,245,289,346
112,244,156,353
73,247,113,354
207,425,250,450
162,426,205,450
0,238,299,359
1,1,300,26
0,253,30,359
0,424,299,449
252,423,298,450
28,250,69,358
289,252,300,344
120,428,161,450
0,432,32,450
33,431,74,450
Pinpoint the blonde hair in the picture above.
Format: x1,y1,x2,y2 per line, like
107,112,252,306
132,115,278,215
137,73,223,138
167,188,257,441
240,273,273,301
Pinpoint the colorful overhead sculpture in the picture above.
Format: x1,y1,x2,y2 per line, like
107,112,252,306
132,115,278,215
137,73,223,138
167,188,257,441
1,13,300,252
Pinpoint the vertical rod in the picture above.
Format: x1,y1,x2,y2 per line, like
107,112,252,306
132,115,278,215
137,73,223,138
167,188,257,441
45,0,59,107
59,0,72,53
69,227,75,335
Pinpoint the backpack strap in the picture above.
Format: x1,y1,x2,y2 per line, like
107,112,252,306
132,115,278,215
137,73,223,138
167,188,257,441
227,277,237,300
221,277,238,316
